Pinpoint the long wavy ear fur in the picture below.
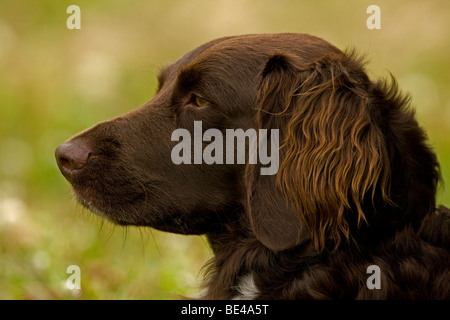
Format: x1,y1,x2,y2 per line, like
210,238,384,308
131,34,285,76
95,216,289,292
251,51,391,252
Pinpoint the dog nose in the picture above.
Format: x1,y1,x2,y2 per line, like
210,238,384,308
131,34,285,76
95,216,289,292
55,141,92,180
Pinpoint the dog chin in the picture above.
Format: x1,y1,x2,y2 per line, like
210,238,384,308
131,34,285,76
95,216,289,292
72,188,189,231
71,189,128,225
73,190,112,220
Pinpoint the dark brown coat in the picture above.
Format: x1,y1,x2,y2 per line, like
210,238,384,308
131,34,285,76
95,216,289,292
56,33,450,299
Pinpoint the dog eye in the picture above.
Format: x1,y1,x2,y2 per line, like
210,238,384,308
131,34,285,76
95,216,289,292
193,95,210,108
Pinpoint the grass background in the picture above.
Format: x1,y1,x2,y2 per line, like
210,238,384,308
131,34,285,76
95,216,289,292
1,0,449,299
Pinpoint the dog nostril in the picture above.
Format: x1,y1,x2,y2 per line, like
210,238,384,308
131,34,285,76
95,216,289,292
58,156,72,171
55,141,92,178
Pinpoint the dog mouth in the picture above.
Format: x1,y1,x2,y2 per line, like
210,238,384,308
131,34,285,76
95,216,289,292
71,180,221,234
73,190,111,221
70,180,192,232
70,182,148,225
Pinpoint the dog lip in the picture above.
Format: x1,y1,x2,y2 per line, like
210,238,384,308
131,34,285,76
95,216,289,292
71,182,148,222
72,188,112,220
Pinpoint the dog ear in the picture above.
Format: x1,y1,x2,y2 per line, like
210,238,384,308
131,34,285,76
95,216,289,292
247,52,391,252
245,164,310,252
245,53,311,252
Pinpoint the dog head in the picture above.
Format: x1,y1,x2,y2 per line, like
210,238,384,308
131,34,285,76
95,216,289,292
56,33,440,252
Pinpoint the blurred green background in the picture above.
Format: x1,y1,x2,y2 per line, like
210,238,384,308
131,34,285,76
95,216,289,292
0,0,449,299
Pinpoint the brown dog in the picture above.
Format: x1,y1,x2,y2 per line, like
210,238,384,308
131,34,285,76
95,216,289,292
56,33,450,299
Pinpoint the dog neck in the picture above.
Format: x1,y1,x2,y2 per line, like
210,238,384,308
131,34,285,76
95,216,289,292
203,216,319,299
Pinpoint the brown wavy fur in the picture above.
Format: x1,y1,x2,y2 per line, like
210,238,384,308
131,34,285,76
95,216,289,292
57,34,449,299
257,52,392,251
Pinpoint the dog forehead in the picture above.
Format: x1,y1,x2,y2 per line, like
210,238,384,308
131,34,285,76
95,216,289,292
178,33,339,73
182,39,262,69
158,33,340,91
172,37,277,82
157,38,236,85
